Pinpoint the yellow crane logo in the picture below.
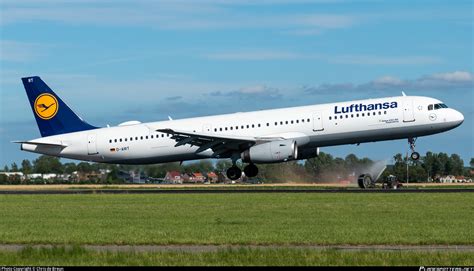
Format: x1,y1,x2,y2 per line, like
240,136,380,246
34,93,59,120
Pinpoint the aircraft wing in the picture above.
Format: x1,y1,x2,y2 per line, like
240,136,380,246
157,128,282,158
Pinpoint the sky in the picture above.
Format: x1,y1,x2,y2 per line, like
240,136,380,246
0,0,473,167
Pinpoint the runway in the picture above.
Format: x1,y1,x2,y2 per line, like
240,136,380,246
1,244,473,252
0,188,473,194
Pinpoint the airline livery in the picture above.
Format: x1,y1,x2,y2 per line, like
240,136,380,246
15,76,464,180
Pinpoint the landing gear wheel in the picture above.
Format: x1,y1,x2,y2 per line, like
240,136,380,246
408,138,420,161
244,164,259,178
226,166,242,180
411,152,420,161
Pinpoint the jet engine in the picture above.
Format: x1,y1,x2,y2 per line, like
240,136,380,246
241,140,297,163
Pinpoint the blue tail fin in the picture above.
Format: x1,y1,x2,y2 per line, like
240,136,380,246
22,76,98,137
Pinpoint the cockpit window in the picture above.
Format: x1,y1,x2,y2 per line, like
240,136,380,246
429,103,448,110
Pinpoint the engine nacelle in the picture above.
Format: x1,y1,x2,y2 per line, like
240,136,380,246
241,140,298,163
297,147,320,160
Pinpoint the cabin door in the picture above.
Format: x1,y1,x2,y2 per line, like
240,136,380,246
403,99,415,122
87,134,98,155
312,112,324,131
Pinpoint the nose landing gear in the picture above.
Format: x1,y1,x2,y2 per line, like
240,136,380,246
408,137,420,161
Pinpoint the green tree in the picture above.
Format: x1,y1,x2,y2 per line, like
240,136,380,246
76,162,93,173
304,152,335,181
3,165,9,172
344,154,359,173
33,155,62,174
449,154,464,176
63,163,77,174
21,159,32,175
10,162,19,172
215,160,232,173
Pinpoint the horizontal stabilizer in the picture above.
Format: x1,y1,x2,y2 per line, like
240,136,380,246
12,140,67,148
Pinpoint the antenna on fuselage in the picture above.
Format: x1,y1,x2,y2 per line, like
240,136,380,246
402,91,407,96
168,116,173,121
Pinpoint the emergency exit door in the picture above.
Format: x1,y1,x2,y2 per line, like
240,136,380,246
313,112,324,131
87,134,98,155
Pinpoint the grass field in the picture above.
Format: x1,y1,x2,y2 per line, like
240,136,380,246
0,193,472,265
0,246,473,266
0,193,472,245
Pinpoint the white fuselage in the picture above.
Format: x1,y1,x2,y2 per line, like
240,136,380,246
21,95,464,164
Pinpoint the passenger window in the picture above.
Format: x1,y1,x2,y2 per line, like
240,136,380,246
378,111,381,115
252,124,255,128
329,117,332,120
146,136,148,139
125,138,127,142
345,115,348,118
356,113,359,117
362,113,365,117
351,114,354,118
258,124,261,127
266,123,269,126
246,125,249,128
291,120,294,124
285,121,288,124
307,118,310,122
114,139,117,143
109,140,112,143
296,120,299,123
120,139,122,142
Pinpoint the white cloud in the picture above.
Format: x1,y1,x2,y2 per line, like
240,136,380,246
428,71,473,82
205,50,307,60
1,2,356,32
305,71,473,94
330,55,442,65
372,76,404,86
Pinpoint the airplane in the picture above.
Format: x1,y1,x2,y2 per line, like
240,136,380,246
15,76,464,180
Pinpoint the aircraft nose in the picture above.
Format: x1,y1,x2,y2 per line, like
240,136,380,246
452,109,464,126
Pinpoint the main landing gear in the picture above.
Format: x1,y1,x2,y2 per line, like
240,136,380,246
226,163,259,180
408,137,420,161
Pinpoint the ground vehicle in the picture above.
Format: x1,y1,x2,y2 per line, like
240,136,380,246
357,166,402,189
